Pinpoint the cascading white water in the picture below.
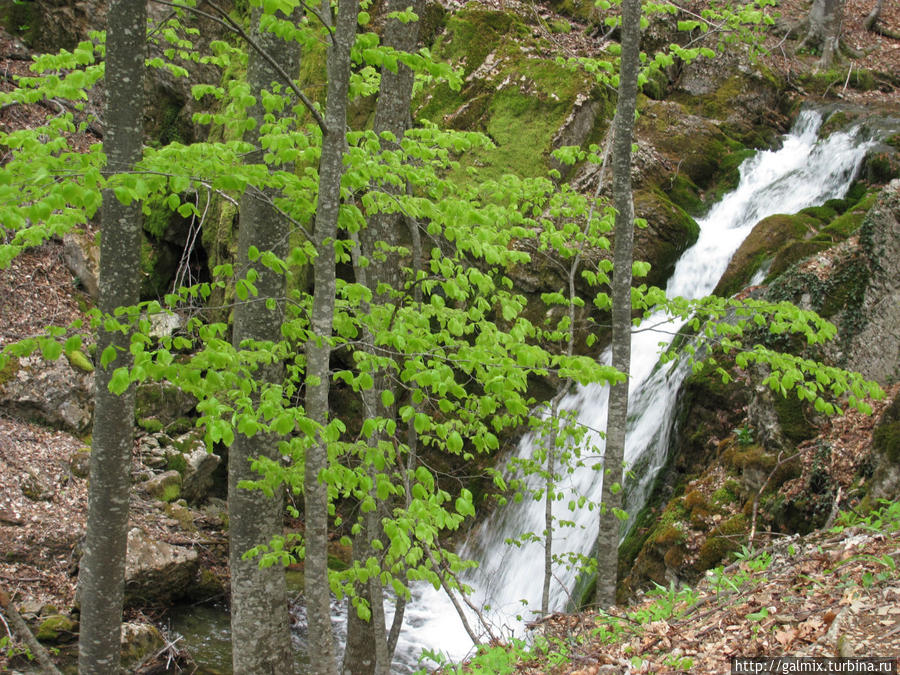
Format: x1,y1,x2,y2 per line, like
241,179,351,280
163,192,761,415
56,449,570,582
389,110,876,670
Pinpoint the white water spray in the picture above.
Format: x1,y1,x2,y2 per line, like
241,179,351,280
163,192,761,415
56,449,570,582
387,109,876,670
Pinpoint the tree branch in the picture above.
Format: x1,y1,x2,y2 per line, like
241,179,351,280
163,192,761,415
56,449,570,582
0,589,64,675
150,0,327,131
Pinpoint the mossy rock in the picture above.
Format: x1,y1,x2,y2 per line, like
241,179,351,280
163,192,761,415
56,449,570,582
632,188,700,287
636,100,743,191
548,18,571,33
641,66,669,101
436,9,524,78
714,212,820,297
121,623,165,668
696,513,746,570
873,394,900,463
772,392,816,444
143,470,182,503
799,205,837,223
863,145,900,185
811,192,877,245
165,501,197,532
0,0,38,45
36,613,77,643
664,172,705,216
415,8,602,182
546,0,600,25
800,69,879,97
672,359,748,475
723,443,776,492
711,480,741,508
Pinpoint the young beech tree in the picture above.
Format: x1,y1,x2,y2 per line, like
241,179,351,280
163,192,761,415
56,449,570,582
304,0,358,669
227,5,301,672
78,1,146,671
596,0,641,609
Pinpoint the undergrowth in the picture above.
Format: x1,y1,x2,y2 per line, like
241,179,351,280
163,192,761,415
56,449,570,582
418,500,900,673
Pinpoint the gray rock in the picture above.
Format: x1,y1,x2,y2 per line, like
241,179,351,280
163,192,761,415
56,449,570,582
62,231,100,299
181,446,220,504
121,622,165,669
0,355,93,433
124,527,198,606
846,180,900,384
20,468,54,502
141,470,182,502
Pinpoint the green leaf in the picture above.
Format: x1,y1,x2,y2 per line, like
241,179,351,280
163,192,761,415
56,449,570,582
100,345,118,368
381,389,395,408
108,367,131,395
447,431,463,454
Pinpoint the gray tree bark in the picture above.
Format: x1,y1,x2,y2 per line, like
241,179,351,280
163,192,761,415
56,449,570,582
595,0,641,609
227,7,300,674
77,1,145,672
343,3,421,672
305,0,358,672
801,0,845,69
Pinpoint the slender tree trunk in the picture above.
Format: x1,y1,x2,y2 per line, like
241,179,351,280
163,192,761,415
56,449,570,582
343,3,421,672
595,0,641,609
305,0,357,672
77,2,145,672
541,428,555,615
227,7,300,673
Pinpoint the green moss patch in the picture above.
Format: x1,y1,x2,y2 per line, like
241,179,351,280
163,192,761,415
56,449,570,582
696,513,746,570
36,614,77,643
633,188,700,287
715,212,819,297
415,8,603,182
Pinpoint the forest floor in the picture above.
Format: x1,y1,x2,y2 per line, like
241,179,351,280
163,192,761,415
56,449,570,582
1,0,899,672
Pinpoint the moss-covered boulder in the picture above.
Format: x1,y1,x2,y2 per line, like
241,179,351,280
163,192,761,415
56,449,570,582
671,60,787,149
869,391,900,502
141,470,182,503
35,613,78,643
714,212,822,297
413,8,609,181
633,188,700,287
634,100,755,216
121,622,165,670
135,381,197,433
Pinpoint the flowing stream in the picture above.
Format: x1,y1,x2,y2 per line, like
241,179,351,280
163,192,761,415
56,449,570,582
395,109,877,669
168,109,876,673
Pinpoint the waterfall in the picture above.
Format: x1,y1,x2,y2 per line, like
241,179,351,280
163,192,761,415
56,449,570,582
392,109,876,670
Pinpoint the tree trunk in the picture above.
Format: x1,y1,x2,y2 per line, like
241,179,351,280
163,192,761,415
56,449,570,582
77,2,145,671
227,7,300,674
305,0,358,672
342,3,421,672
595,0,640,609
801,0,845,69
